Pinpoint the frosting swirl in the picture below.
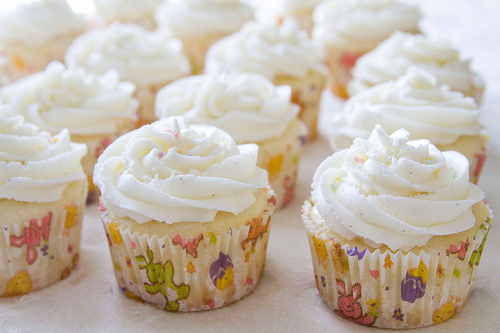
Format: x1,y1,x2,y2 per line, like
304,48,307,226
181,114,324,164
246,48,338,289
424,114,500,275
313,0,420,50
155,73,299,142
349,32,485,97
312,125,484,251
65,23,191,86
93,117,269,223
0,61,138,136
205,20,326,80
0,105,87,203
154,0,253,39
0,0,85,46
332,67,483,148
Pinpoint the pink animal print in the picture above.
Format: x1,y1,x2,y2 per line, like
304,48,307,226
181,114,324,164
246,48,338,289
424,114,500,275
172,233,204,258
334,280,376,326
10,213,52,265
447,239,470,260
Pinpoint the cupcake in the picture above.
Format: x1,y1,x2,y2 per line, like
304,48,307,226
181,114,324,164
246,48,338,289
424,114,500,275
92,0,163,29
155,72,306,208
0,61,139,203
331,67,487,184
348,32,486,104
252,0,323,35
0,105,88,297
312,0,421,99
93,116,276,311
302,125,492,328
65,23,191,126
205,20,326,139
154,0,254,74
0,0,86,84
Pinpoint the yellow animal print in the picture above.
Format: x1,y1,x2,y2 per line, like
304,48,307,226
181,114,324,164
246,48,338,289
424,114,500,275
3,271,32,296
312,235,328,268
409,261,428,284
433,295,461,324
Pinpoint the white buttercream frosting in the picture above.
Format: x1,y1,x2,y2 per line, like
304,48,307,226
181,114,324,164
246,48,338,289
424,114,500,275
154,0,253,39
0,61,138,136
312,125,484,251
93,116,269,223
0,105,87,203
65,23,191,86
93,0,163,23
332,67,483,149
313,0,420,49
205,20,326,80
349,32,485,96
155,73,299,142
0,0,85,46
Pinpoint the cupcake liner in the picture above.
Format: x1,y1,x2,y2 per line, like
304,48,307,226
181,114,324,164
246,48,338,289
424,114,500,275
302,200,492,328
0,185,87,297
261,121,306,209
324,47,367,99
470,147,487,185
274,70,325,140
181,34,227,75
99,197,275,311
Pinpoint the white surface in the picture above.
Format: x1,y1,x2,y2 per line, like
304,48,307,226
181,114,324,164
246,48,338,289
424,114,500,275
1,1,500,332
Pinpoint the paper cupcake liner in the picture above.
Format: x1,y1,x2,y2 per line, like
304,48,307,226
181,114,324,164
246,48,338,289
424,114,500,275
261,123,306,209
324,48,367,99
181,34,227,75
302,200,492,329
470,147,487,185
99,197,275,311
274,70,325,140
0,187,87,297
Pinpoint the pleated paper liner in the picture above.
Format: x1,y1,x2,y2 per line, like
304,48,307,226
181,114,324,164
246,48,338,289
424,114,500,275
0,180,87,297
99,191,276,312
301,199,492,329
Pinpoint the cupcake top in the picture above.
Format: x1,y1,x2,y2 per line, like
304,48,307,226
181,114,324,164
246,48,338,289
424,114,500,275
154,0,253,39
252,0,322,15
332,67,483,150
312,125,485,252
0,0,85,47
348,32,485,98
92,0,163,25
65,23,191,86
205,20,326,80
313,0,420,50
0,105,87,203
155,73,300,143
0,61,138,136
93,116,269,224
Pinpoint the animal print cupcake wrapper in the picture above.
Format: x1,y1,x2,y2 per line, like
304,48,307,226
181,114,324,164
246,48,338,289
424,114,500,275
0,191,87,297
469,147,487,185
99,193,275,311
302,200,492,329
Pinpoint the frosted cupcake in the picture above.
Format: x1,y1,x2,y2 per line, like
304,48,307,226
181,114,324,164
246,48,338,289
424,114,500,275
0,61,139,203
155,73,306,208
93,116,276,311
154,0,253,74
92,0,163,29
0,105,88,297
302,125,492,328
205,20,326,139
331,67,487,184
252,0,323,35
65,23,191,126
0,0,86,84
313,0,421,98
349,32,486,104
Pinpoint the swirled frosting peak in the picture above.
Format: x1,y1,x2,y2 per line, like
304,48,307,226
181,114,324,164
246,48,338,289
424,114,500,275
205,19,326,80
94,116,269,223
65,23,191,86
155,73,299,142
154,0,253,39
313,0,420,49
348,32,485,98
0,0,85,46
332,67,483,149
0,61,138,136
0,105,87,203
312,125,484,251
